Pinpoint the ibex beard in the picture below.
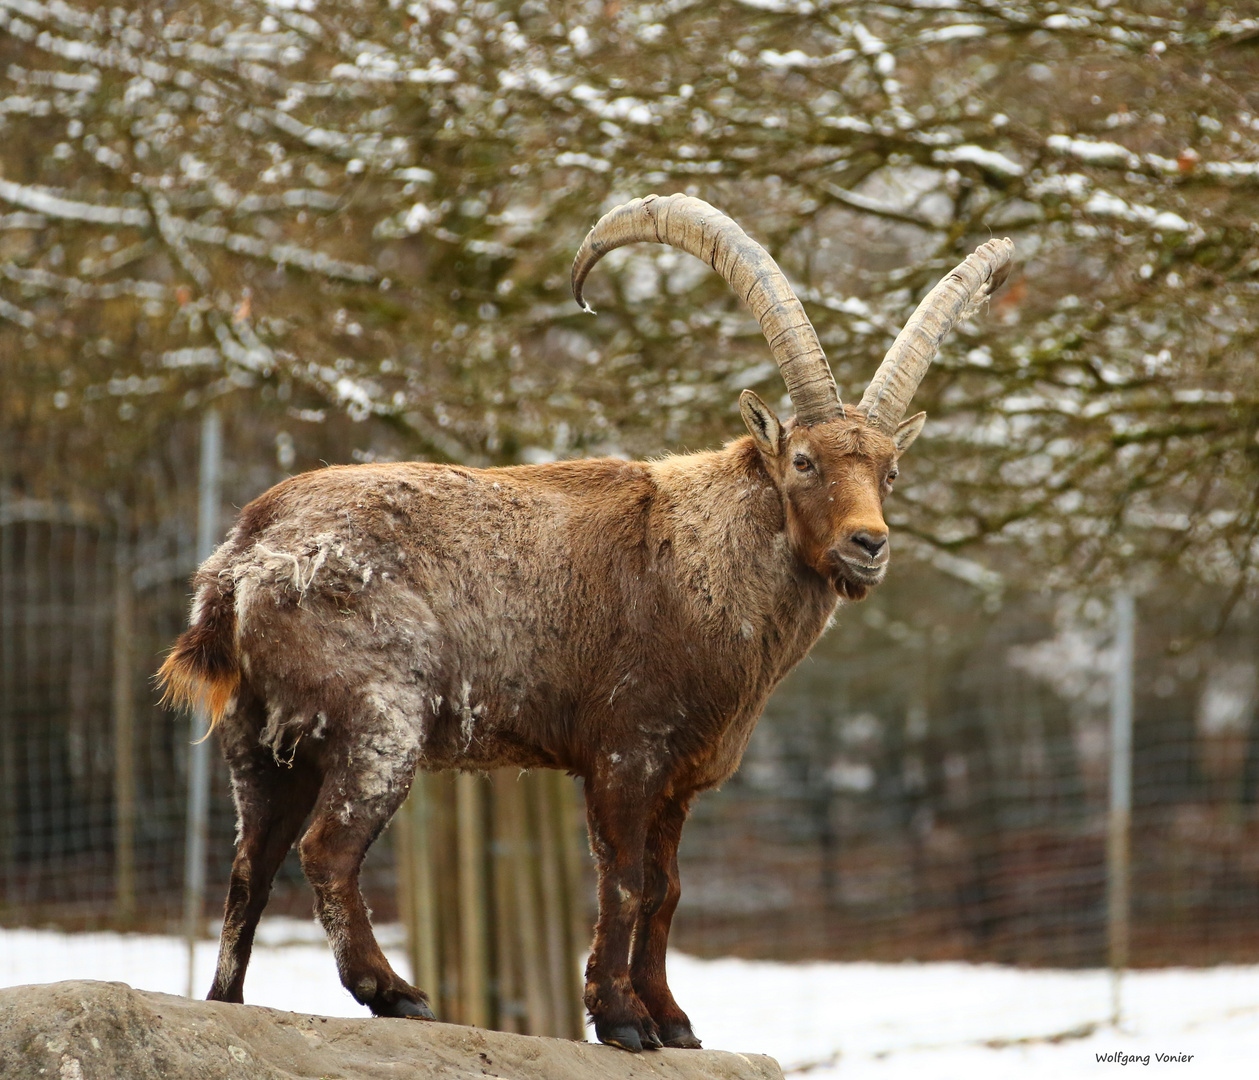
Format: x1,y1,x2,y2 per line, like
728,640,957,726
159,194,1012,1053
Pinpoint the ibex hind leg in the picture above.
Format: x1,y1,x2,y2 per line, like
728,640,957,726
208,735,322,1004
299,737,434,1020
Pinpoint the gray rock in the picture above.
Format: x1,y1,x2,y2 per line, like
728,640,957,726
0,980,784,1080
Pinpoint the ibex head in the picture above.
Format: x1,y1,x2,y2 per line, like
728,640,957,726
572,194,1013,601
736,391,919,601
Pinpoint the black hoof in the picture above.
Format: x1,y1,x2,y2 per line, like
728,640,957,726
595,1021,644,1052
658,1022,702,1049
374,996,436,1020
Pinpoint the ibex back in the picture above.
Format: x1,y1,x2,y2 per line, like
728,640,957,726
160,194,1012,1052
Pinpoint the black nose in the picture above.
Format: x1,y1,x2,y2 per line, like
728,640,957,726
852,531,887,558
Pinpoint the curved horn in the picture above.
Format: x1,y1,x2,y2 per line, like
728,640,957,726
572,194,844,426
859,237,1015,435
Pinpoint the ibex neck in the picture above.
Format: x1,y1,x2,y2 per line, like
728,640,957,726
648,437,837,671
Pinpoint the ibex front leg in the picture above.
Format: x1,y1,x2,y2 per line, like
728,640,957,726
583,773,661,1052
631,794,702,1048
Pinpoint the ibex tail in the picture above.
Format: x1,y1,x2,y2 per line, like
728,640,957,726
158,572,239,735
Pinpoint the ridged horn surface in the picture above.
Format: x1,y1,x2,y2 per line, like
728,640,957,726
572,194,844,426
859,237,1015,434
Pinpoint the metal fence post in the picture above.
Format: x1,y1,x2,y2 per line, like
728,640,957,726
1108,590,1135,1026
112,525,136,924
184,408,222,998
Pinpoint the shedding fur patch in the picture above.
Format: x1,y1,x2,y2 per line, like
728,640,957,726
252,540,329,601
260,703,306,766
213,923,242,991
458,679,476,748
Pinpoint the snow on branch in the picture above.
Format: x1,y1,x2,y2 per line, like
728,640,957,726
0,294,36,327
1,262,166,300
148,192,211,289
1047,134,1141,169
0,178,375,285
1045,133,1259,185
21,23,171,83
262,109,410,167
933,145,1025,179
1082,190,1194,233
758,47,856,70
0,178,149,227
0,0,94,32
212,316,271,373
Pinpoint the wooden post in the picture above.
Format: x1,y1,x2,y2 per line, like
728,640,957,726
396,768,588,1038
535,773,569,1036
507,773,549,1033
490,772,522,1032
413,776,442,1006
552,772,589,1039
432,771,459,1021
394,774,441,1007
112,530,136,924
457,771,489,1028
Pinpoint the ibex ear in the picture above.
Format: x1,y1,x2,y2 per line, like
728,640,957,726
739,390,782,457
894,412,926,455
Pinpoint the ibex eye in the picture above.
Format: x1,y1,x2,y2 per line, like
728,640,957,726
794,455,813,472
886,468,899,485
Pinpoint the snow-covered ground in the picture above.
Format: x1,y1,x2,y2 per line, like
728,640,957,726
3,919,1255,1078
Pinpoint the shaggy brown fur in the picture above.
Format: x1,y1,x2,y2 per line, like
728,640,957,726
159,401,922,1051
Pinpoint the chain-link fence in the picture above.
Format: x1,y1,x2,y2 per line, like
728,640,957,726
675,575,1259,970
0,502,203,927
4,475,1257,973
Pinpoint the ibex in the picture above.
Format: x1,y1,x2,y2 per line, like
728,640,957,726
160,194,1011,1052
